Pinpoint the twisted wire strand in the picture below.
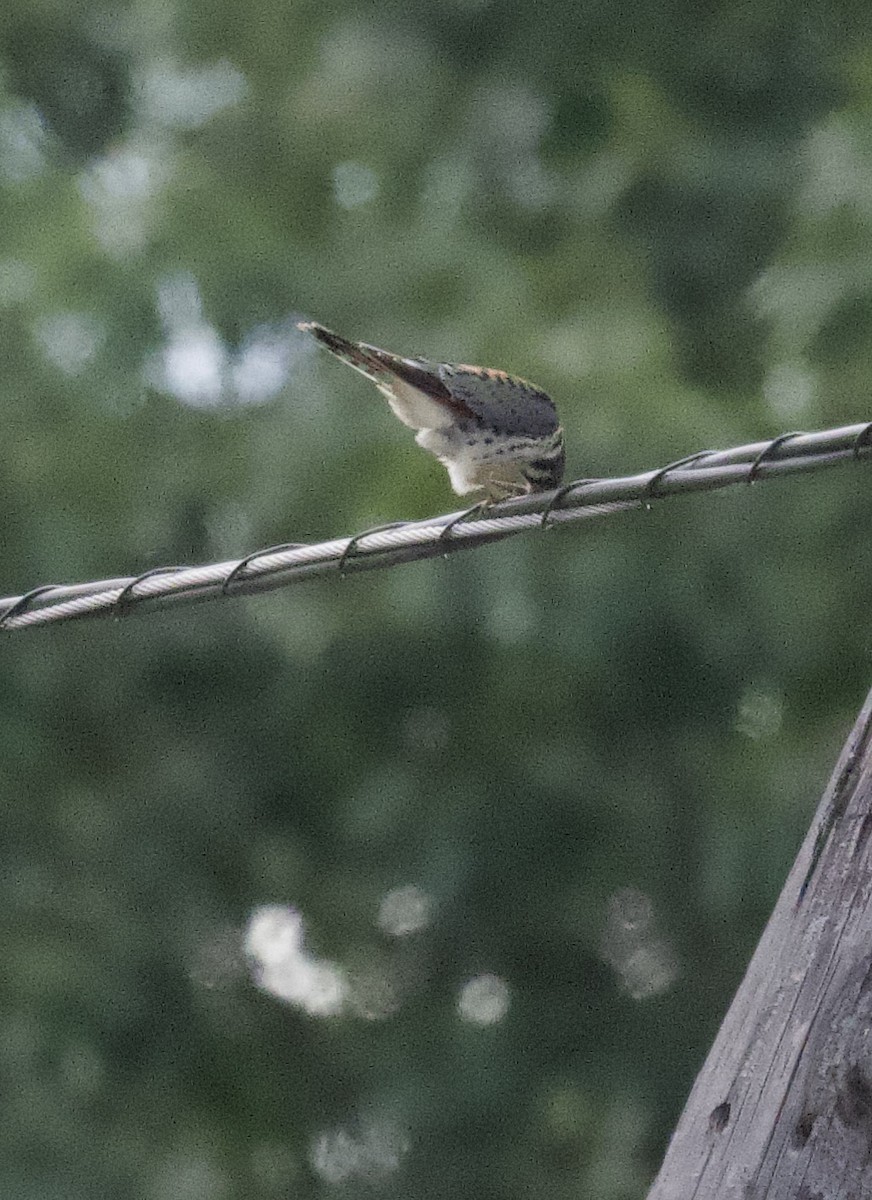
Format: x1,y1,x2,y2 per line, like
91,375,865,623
2,422,870,633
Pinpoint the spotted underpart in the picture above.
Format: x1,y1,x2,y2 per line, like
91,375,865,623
298,321,565,500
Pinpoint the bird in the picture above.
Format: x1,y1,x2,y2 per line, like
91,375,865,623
297,321,565,501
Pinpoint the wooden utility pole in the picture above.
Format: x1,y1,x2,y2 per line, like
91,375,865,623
647,686,872,1200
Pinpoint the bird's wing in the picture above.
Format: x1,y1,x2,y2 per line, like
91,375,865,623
438,365,560,438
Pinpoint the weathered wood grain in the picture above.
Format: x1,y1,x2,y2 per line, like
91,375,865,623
648,686,872,1200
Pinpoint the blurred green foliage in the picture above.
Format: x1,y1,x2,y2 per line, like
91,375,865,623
2,1,872,1196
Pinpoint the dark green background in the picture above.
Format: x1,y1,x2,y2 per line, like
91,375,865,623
2,2,872,1196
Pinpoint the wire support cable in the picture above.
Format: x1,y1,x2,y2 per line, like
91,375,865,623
2,421,871,633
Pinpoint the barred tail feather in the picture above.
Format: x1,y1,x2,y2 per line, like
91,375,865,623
297,322,388,384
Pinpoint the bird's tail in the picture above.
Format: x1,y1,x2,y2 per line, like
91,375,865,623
298,321,395,386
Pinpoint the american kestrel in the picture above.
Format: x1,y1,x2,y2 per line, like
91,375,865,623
298,321,565,501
